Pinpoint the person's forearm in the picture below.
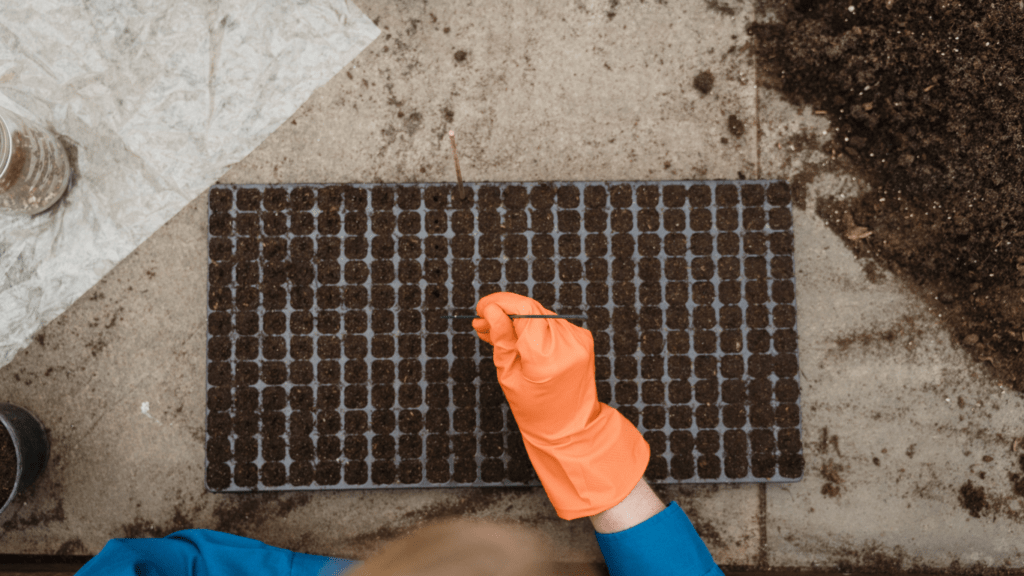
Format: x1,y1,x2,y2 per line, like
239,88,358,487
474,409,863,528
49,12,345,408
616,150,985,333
589,478,666,534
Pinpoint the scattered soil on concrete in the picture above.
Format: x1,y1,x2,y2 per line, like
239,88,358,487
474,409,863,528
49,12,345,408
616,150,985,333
753,0,1024,392
693,70,715,94
0,425,16,504
819,458,844,498
958,480,987,518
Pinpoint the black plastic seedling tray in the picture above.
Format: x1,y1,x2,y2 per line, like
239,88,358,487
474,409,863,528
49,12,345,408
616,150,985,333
205,181,805,492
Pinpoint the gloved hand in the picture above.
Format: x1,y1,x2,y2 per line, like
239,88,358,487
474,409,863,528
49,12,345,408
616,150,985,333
473,292,650,520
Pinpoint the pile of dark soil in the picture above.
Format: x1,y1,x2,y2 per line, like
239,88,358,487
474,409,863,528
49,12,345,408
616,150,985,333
753,0,1024,391
0,424,16,504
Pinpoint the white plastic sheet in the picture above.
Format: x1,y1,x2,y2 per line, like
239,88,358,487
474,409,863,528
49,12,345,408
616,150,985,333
0,1,380,367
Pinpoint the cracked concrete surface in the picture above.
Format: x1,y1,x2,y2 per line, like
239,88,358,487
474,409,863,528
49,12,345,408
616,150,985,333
1,0,1022,570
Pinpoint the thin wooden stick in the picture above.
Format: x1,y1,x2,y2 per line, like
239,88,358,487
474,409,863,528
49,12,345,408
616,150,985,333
448,130,466,200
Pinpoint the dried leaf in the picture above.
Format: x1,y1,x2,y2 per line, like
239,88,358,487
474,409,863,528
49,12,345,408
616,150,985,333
845,226,873,241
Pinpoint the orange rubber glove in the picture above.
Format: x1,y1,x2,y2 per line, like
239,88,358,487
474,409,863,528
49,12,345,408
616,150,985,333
473,292,650,520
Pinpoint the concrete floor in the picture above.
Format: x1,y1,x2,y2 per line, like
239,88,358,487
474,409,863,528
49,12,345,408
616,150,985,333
2,0,1023,569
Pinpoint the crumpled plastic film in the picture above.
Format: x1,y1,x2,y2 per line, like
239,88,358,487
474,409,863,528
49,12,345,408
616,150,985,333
0,1,380,367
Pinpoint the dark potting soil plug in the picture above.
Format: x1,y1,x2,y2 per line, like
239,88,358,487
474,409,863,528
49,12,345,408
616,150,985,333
0,403,50,516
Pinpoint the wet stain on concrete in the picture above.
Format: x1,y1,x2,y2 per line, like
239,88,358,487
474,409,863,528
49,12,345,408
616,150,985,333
55,538,86,555
2,499,65,530
121,506,194,538
212,492,313,534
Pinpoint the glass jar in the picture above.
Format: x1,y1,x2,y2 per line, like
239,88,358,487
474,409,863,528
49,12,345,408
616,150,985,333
0,106,71,216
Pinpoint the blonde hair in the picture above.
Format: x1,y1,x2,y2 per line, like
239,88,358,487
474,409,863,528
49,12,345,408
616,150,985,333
344,517,598,576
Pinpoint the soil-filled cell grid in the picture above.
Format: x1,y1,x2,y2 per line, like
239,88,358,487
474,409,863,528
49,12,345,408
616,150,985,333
206,182,804,492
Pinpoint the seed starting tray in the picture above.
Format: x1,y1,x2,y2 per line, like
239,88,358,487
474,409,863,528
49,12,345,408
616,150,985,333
206,181,805,492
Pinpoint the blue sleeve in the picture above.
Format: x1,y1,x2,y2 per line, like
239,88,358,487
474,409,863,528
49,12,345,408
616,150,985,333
75,529,358,576
595,502,726,576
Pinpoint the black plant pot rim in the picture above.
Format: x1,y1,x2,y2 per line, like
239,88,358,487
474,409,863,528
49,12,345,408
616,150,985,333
0,407,47,517
0,417,21,516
